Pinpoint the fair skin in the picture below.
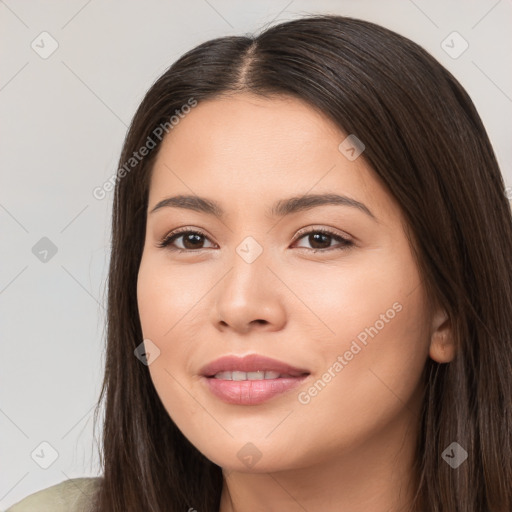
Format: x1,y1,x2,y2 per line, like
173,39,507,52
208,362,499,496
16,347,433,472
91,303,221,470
136,92,455,512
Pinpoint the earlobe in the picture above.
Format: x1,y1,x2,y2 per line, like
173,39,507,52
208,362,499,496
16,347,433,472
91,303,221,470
429,309,456,363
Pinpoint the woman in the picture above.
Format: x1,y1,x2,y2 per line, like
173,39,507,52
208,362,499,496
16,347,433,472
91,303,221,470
8,13,512,512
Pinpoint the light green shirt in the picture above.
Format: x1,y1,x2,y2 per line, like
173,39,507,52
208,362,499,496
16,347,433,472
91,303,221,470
5,477,102,512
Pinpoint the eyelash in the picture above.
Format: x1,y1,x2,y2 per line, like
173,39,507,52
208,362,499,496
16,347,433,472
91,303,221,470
156,227,354,253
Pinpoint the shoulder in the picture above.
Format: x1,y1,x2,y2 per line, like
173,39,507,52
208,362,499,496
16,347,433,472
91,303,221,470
5,477,102,512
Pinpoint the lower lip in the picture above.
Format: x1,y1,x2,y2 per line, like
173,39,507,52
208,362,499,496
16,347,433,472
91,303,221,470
201,375,308,405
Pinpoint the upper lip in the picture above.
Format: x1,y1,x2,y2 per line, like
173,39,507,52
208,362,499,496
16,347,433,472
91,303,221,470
200,354,310,378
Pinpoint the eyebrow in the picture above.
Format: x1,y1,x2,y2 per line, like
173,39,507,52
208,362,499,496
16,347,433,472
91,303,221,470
149,193,376,220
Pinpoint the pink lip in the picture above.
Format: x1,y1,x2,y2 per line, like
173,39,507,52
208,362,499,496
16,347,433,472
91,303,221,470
200,354,310,405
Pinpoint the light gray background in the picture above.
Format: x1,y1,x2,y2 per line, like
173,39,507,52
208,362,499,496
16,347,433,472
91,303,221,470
1,0,511,508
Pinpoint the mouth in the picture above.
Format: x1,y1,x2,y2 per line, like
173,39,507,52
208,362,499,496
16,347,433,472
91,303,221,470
200,353,309,377
200,354,310,405
210,370,304,380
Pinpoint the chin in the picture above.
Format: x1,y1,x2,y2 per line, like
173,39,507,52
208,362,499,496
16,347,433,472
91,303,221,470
190,435,311,474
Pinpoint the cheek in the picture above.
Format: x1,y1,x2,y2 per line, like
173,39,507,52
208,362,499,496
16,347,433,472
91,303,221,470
136,254,203,419
283,246,425,355
294,247,430,417
136,251,205,340
136,250,215,382
302,268,430,434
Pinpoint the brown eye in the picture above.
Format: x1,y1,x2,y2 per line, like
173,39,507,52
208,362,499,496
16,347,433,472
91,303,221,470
293,228,353,252
181,232,205,249
307,232,332,249
158,230,215,251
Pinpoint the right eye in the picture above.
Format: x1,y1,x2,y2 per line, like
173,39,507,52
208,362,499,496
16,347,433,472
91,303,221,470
157,228,217,252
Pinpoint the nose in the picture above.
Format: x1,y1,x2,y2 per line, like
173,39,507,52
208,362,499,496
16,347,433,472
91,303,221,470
212,244,287,335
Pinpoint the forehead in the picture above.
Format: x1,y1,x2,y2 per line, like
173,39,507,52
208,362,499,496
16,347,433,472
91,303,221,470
158,93,342,164
147,93,399,225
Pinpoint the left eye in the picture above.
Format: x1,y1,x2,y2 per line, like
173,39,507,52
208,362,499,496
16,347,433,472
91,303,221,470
293,229,353,251
157,228,353,252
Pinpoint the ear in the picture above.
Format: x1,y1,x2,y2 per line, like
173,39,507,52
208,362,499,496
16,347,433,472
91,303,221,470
429,308,455,363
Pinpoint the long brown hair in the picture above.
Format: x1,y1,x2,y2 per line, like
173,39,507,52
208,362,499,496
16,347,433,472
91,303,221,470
91,14,512,511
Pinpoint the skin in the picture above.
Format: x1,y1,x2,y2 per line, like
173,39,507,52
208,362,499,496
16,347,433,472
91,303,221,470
136,92,455,512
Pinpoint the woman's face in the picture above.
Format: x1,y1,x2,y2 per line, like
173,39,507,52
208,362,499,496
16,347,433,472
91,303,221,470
137,93,435,473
